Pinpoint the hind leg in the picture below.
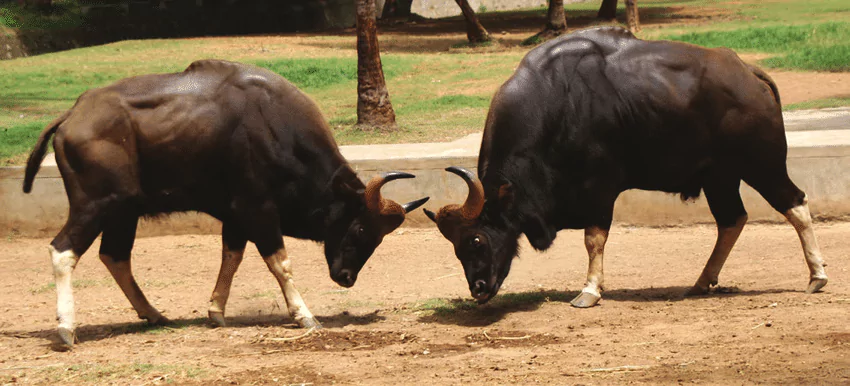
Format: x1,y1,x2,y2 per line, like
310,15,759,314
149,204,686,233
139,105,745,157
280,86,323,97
99,216,168,325
687,178,748,296
784,196,828,293
745,172,828,293
49,202,109,347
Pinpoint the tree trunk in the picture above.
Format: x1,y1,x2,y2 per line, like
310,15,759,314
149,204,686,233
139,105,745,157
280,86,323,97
523,0,566,45
356,0,397,130
625,0,640,32
597,0,618,20
546,0,567,33
454,0,490,43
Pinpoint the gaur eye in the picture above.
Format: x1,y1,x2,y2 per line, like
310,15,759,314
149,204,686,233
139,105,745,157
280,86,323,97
470,236,482,247
357,226,365,236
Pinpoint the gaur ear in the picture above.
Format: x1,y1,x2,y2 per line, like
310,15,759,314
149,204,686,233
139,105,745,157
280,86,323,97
497,182,515,211
331,166,366,198
522,213,555,251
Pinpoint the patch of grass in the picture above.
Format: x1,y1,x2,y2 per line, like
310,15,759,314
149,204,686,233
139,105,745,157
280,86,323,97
1,120,51,166
339,299,385,309
414,298,478,315
142,279,186,288
114,317,207,335
245,289,278,300
666,24,814,52
450,39,495,49
251,56,413,90
665,22,850,72
731,0,850,22
328,115,357,127
0,0,84,30
762,45,850,72
784,96,850,111
521,34,543,46
413,290,571,316
30,278,111,294
3,1,850,164
36,362,207,384
396,95,491,115
321,289,350,295
666,22,850,52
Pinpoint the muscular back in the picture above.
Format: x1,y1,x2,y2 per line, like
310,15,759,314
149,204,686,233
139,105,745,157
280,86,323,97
53,60,346,216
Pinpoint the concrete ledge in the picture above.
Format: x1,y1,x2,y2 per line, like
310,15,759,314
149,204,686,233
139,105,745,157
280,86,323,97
783,108,850,132
2,125,850,238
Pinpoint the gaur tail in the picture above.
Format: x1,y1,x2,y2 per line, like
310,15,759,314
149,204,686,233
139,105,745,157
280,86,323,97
23,110,70,194
748,64,781,106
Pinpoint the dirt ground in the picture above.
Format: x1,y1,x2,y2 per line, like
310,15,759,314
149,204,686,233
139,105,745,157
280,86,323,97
0,222,848,385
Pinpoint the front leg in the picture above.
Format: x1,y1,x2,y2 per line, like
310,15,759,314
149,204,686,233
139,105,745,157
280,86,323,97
208,223,248,327
570,225,609,308
262,244,322,329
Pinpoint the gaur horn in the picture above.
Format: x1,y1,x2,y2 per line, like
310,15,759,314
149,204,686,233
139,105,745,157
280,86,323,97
365,171,429,215
402,197,430,213
423,208,438,223
446,166,485,219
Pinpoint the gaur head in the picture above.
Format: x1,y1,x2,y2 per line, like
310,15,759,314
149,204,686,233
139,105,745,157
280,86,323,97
424,167,521,304
325,167,429,288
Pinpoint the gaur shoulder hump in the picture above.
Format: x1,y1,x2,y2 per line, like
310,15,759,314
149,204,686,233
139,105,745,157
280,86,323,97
185,59,295,92
522,26,638,68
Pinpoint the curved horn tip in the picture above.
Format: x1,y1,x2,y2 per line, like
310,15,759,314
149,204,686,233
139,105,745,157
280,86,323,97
423,208,438,223
380,171,416,181
445,166,475,178
402,197,430,213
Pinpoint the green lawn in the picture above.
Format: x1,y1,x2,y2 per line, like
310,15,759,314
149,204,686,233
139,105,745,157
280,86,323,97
0,0,83,30
665,22,850,72
1,0,849,165
0,47,520,165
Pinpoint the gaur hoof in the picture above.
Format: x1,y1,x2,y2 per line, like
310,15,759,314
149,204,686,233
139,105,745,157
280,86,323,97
570,291,601,308
685,285,710,297
57,326,76,348
806,277,828,294
299,317,323,330
209,311,226,327
143,313,170,325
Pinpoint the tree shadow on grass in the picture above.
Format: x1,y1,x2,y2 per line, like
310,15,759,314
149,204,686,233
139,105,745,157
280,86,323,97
297,6,724,54
417,285,800,327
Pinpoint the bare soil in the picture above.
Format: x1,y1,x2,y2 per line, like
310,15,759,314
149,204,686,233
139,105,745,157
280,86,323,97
1,222,848,385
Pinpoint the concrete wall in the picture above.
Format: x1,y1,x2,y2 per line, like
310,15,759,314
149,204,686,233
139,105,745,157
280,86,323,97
2,128,849,238
412,0,591,18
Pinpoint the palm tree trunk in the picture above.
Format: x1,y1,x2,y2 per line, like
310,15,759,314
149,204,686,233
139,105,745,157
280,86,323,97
523,0,567,45
454,0,490,43
626,0,640,32
546,0,567,32
356,0,397,130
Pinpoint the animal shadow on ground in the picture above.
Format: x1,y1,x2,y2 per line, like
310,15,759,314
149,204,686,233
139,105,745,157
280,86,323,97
418,285,799,327
3,310,383,351
315,310,386,328
1,317,211,351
